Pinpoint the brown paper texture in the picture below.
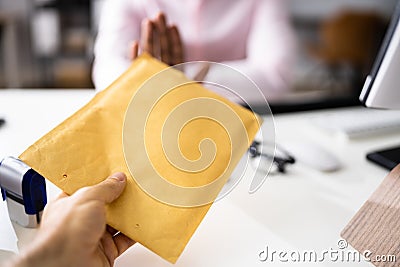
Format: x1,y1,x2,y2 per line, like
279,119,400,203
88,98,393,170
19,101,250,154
19,54,262,263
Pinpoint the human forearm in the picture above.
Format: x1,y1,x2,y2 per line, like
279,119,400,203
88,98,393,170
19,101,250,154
5,241,65,267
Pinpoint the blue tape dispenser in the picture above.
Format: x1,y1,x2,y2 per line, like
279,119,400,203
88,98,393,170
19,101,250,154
0,157,47,228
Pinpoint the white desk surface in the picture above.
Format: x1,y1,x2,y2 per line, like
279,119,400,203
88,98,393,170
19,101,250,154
0,89,398,267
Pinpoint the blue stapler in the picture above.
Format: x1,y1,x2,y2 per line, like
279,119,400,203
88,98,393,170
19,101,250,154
0,157,47,228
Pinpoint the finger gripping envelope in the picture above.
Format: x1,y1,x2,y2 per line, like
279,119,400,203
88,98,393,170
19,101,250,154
19,54,262,263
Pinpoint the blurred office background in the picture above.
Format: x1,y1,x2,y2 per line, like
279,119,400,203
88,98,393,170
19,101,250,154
0,0,102,88
0,0,397,93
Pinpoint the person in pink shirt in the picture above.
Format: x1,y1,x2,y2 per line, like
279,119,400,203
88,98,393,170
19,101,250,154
93,0,296,103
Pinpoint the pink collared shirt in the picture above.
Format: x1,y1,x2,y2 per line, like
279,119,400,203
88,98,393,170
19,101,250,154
93,0,296,104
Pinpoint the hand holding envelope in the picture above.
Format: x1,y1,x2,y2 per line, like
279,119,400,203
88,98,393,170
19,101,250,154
19,54,261,263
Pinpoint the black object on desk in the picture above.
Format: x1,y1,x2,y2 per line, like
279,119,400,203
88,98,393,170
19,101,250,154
367,145,400,170
0,118,5,128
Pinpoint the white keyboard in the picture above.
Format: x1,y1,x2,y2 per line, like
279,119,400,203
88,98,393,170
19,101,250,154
309,108,400,139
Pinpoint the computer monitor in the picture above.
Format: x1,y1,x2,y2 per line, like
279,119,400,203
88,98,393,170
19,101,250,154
360,0,400,109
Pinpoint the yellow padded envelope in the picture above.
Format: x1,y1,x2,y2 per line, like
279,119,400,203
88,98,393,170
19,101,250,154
20,54,262,263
